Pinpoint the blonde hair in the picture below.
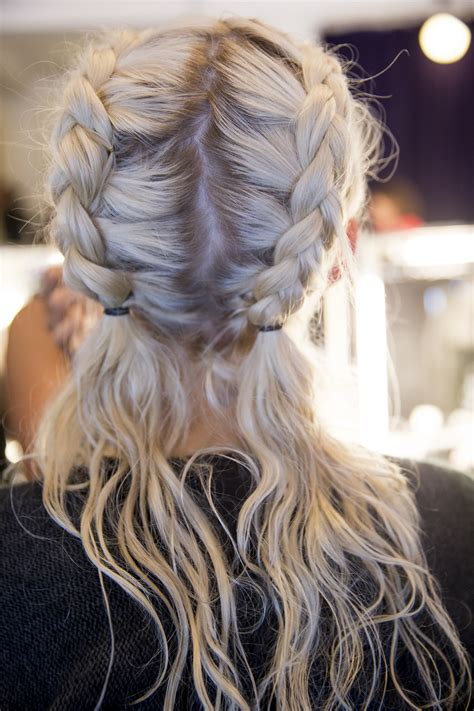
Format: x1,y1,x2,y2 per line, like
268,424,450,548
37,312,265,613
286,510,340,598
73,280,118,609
34,18,470,710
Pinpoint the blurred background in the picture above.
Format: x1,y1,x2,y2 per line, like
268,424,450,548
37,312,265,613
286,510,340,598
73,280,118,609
1,0,473,475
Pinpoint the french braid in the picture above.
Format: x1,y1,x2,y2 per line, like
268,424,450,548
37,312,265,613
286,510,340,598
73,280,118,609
34,20,472,711
248,45,356,329
48,32,140,309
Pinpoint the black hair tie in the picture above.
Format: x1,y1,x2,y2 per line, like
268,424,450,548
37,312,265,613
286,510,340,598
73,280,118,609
259,323,283,332
103,306,130,316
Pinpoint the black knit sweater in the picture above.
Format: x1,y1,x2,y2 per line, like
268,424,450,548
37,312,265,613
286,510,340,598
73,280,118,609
1,457,473,710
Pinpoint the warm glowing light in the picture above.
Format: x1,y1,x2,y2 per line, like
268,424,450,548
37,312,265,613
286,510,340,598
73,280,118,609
419,13,471,64
5,439,23,464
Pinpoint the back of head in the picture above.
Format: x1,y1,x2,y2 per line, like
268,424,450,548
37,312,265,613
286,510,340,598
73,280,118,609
36,18,470,710
48,19,370,344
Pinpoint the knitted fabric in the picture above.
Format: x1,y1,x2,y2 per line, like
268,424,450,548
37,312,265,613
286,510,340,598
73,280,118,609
1,457,472,709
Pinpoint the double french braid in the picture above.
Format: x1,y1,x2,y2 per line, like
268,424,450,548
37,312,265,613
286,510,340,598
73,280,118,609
247,46,355,329
34,20,471,711
47,31,140,308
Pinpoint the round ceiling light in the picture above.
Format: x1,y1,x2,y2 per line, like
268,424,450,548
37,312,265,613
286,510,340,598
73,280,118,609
419,13,471,64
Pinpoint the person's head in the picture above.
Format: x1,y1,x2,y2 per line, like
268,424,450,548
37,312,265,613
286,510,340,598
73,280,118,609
35,19,470,710
44,19,377,453
369,176,424,232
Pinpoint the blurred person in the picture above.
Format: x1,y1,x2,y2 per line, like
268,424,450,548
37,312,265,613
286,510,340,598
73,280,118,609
4,267,101,458
369,176,424,232
1,19,473,710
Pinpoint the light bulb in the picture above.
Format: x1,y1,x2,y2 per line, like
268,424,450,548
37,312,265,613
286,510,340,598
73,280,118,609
419,13,471,64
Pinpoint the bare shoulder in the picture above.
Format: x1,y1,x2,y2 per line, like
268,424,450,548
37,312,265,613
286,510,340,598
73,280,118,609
397,457,474,524
6,297,69,450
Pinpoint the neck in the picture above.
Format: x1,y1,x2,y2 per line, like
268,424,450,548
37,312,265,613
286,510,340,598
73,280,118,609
169,402,242,459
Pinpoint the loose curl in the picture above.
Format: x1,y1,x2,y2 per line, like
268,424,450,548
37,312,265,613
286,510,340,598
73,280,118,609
32,18,471,710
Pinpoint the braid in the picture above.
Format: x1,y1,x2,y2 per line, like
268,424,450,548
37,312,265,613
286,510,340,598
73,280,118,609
37,21,472,711
247,47,355,329
48,32,139,308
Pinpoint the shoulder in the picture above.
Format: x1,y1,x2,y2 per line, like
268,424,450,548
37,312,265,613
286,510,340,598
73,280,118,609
0,479,56,545
398,455,474,498
0,480,95,597
0,481,156,707
5,297,69,450
396,457,474,551
394,457,474,651
0,480,105,628
0,478,72,546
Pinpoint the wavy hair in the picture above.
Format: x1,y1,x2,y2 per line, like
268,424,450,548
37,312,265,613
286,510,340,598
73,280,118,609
33,18,471,710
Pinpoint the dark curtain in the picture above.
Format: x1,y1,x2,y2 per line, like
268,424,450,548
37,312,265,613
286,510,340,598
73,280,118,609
323,22,474,223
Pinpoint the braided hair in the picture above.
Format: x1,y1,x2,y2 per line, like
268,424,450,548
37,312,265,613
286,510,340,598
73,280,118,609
47,22,368,339
36,19,471,711
48,31,137,309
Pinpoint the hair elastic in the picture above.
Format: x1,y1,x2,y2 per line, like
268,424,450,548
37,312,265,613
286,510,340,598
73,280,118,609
104,306,130,316
259,323,283,332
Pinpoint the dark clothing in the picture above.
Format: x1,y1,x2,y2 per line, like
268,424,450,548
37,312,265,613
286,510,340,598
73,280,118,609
0,457,473,709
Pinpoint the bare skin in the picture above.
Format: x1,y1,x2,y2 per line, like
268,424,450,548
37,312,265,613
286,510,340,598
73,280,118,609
5,297,70,465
